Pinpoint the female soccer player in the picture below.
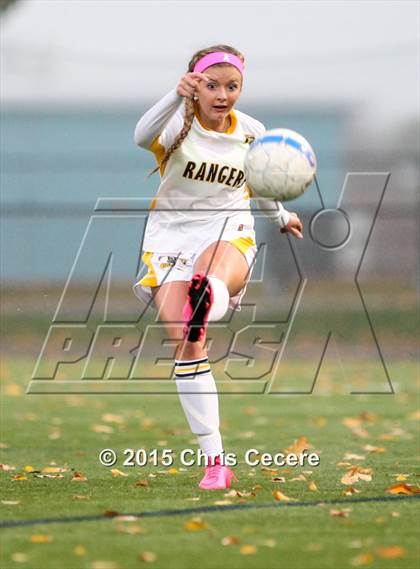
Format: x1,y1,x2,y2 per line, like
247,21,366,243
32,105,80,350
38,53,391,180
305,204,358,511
133,45,303,490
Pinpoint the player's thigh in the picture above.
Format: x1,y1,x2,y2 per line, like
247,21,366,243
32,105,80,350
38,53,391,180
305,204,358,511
152,281,207,353
152,281,202,345
151,281,188,339
194,241,249,296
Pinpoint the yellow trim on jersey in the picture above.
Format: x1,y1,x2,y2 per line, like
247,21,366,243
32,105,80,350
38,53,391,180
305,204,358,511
149,196,157,210
225,111,237,134
245,184,254,198
193,102,237,135
149,135,167,176
138,252,158,287
230,236,256,255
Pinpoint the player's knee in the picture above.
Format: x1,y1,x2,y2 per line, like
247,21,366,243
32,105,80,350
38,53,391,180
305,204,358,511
208,276,229,321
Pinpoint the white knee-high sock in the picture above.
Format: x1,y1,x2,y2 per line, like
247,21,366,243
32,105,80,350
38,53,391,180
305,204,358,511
174,357,223,458
207,275,229,322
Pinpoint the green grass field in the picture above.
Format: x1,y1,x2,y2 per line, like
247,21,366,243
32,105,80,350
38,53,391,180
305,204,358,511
1,357,419,569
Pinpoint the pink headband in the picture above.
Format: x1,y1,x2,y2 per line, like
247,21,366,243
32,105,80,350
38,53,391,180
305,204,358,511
193,51,244,75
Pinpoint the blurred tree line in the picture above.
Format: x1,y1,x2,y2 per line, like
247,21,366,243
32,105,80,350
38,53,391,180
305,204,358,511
1,0,18,13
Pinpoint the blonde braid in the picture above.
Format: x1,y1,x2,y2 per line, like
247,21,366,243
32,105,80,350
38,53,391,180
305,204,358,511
148,44,244,177
148,98,195,177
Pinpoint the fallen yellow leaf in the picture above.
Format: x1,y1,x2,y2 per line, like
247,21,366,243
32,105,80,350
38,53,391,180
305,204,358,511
91,424,114,434
243,406,257,416
74,545,86,556
5,384,23,396
11,553,28,563
330,509,351,518
240,544,257,555
221,535,240,545
117,524,146,534
141,418,155,428
351,552,374,566
103,510,119,517
290,474,306,482
343,487,361,496
72,471,88,481
341,466,372,485
378,433,396,441
102,413,125,424
111,468,128,477
312,416,327,427
376,546,405,559
359,411,377,422
91,562,118,569
407,410,420,421
0,464,15,471
139,551,157,563
30,535,52,543
135,480,149,487
42,466,67,473
363,444,385,453
343,417,362,428
272,490,294,502
261,467,278,475
240,431,256,439
344,453,365,461
393,474,409,481
229,490,255,498
285,435,311,454
386,483,420,495
48,430,61,440
342,418,369,438
184,517,209,531
308,480,318,491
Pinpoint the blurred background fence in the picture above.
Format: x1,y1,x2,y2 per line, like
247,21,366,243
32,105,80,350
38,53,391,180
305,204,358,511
2,106,417,283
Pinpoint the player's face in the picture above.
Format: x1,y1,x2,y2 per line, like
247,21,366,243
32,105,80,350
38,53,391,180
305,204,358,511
196,65,242,130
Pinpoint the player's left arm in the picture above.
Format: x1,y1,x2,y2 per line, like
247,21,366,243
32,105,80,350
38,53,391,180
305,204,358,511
280,212,303,239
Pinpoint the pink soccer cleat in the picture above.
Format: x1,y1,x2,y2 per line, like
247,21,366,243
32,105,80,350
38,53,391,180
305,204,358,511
183,273,214,343
198,464,237,490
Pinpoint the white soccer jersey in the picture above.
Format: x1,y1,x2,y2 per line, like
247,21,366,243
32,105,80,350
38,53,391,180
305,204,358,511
134,88,290,253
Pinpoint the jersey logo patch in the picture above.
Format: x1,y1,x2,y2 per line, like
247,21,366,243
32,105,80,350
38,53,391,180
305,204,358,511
244,135,255,145
158,255,189,270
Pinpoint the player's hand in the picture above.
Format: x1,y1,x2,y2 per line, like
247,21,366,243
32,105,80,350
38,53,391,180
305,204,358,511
280,212,303,239
176,72,209,99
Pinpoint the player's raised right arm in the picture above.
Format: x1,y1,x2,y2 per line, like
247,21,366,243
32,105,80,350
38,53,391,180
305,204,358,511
133,73,209,149
133,88,183,149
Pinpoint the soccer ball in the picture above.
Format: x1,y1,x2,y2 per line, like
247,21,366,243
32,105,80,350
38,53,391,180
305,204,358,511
244,128,316,201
